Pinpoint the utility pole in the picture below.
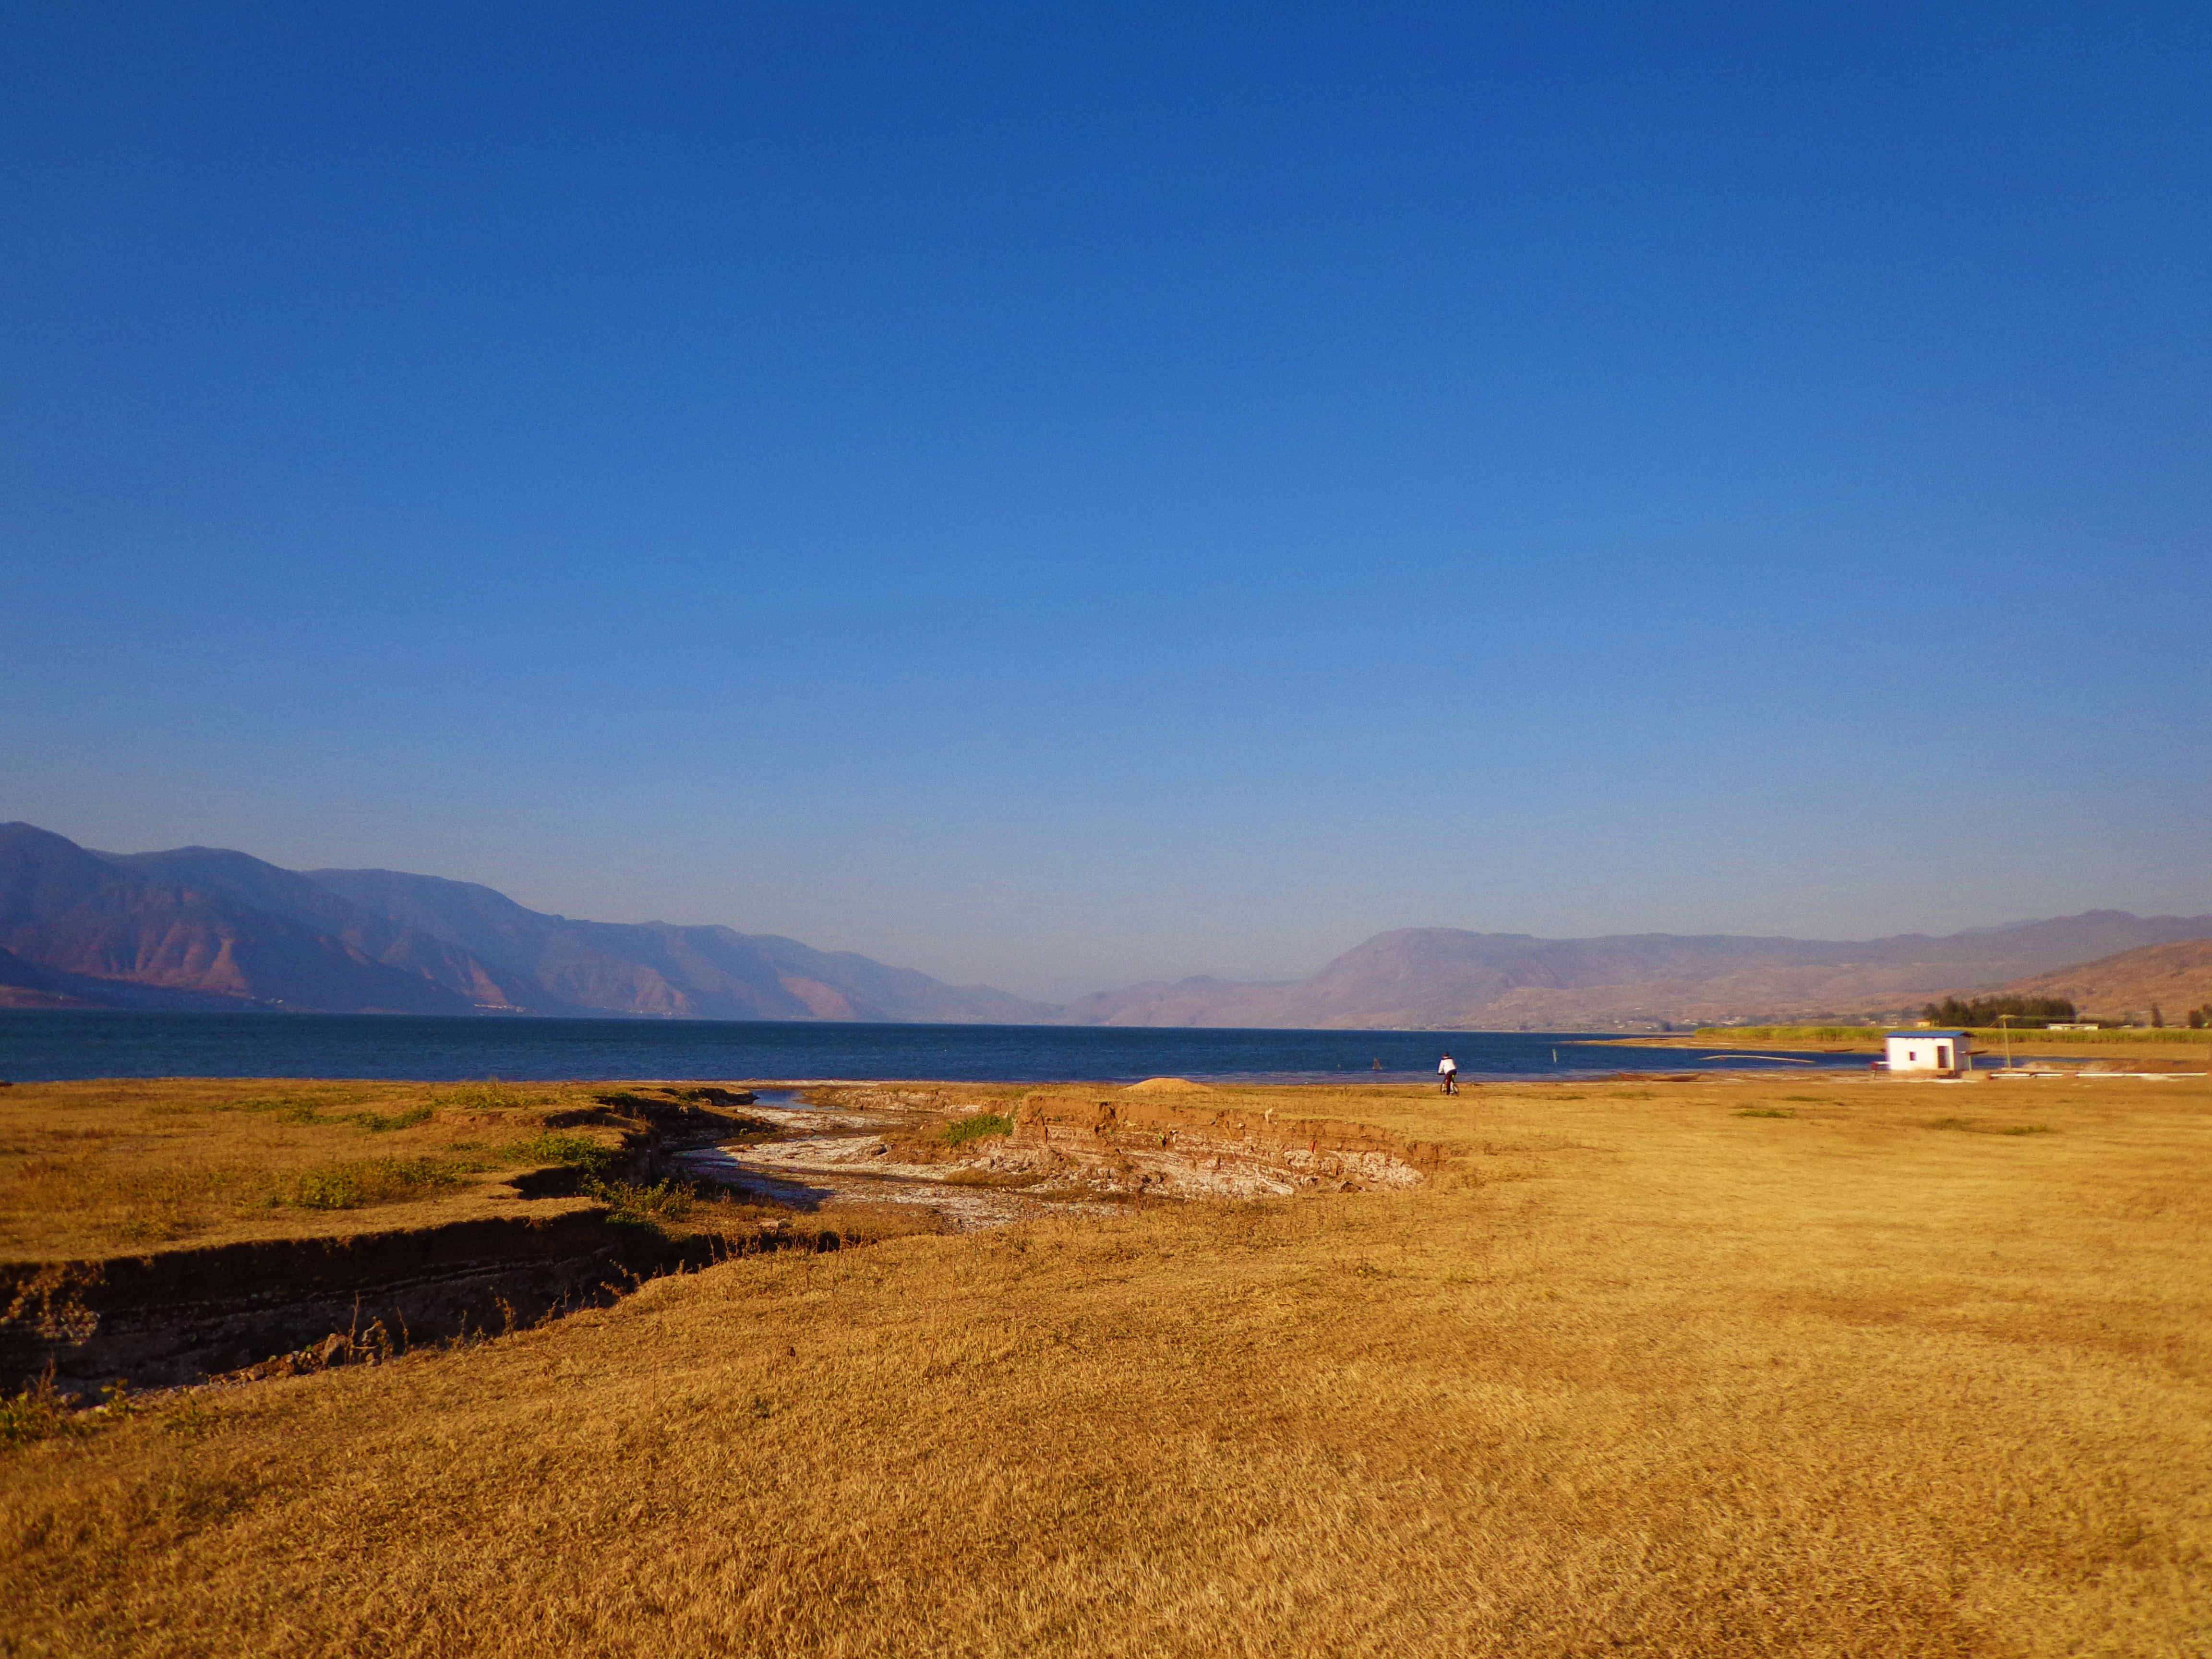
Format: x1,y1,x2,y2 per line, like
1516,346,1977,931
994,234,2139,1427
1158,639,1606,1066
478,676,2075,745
1998,1013,2013,1071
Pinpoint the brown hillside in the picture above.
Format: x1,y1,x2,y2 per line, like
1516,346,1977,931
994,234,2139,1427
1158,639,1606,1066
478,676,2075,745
1976,937,2212,1021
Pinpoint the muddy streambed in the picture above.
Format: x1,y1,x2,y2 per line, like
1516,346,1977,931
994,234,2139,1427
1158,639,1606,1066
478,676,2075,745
667,1090,1125,1231
667,1085,1441,1233
5,1083,1440,1393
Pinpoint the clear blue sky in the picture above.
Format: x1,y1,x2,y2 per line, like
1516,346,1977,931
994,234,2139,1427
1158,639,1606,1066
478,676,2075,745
5,2,2207,1000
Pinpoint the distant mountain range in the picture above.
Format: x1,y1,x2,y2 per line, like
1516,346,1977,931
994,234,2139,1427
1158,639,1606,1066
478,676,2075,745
1975,939,2212,1023
1059,916,2212,1030
3,821,2206,1029
0,823,1053,1023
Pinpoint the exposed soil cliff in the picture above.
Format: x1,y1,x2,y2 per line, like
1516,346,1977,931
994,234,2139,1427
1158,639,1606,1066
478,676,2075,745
0,1204,673,1389
971,1092,1443,1198
0,1082,821,1391
674,1084,1445,1222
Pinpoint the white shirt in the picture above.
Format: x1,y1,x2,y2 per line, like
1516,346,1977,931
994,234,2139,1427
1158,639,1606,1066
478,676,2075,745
1438,1057,1457,1073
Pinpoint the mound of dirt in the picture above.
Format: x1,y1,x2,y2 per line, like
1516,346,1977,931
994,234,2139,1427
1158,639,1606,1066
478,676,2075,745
1124,1077,1211,1094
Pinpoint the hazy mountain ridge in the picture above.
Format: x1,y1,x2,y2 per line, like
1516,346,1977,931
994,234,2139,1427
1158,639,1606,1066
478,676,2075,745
98,846,538,1011
1065,916,2212,1030
0,942,259,1013
0,826,482,1015
0,824,1054,1023
4,821,2204,1029
303,868,1052,1024
1972,939,2212,1022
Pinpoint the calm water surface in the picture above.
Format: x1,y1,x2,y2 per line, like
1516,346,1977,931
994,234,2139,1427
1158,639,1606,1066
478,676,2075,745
0,1011,1862,1084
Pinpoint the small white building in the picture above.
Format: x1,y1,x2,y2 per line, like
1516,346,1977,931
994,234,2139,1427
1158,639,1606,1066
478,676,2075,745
1886,1029,1972,1075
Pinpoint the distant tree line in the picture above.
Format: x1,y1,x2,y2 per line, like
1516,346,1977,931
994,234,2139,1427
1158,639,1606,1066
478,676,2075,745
2126,1004,2212,1029
1920,996,2212,1029
1921,995,2077,1028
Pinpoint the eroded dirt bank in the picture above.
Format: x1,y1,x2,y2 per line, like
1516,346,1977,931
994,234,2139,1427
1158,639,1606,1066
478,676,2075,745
0,1082,860,1392
674,1083,1445,1220
980,1091,1447,1196
0,1205,699,1390
4,1078,1445,1391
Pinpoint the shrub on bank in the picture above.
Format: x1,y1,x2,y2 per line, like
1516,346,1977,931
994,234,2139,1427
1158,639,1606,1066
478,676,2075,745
942,1113,1015,1146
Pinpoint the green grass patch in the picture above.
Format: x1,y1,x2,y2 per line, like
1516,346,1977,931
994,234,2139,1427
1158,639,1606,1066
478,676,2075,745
346,1105,435,1133
583,1177,696,1227
223,1093,368,1125
1924,1118,2054,1137
942,1113,1015,1146
272,1157,469,1211
506,1132,622,1177
1735,1108,1796,1119
0,1371,75,1448
431,1082,549,1111
211,1094,434,1132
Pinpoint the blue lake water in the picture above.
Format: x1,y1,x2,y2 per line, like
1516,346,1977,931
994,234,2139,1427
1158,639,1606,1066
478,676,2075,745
0,1011,1865,1085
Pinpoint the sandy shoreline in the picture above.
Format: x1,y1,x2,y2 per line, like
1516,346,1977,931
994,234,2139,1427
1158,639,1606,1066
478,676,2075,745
1591,1033,2210,1065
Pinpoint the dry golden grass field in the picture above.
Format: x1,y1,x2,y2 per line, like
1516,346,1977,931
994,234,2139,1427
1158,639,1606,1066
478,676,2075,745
0,1078,642,1262
3,1070,2208,1658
